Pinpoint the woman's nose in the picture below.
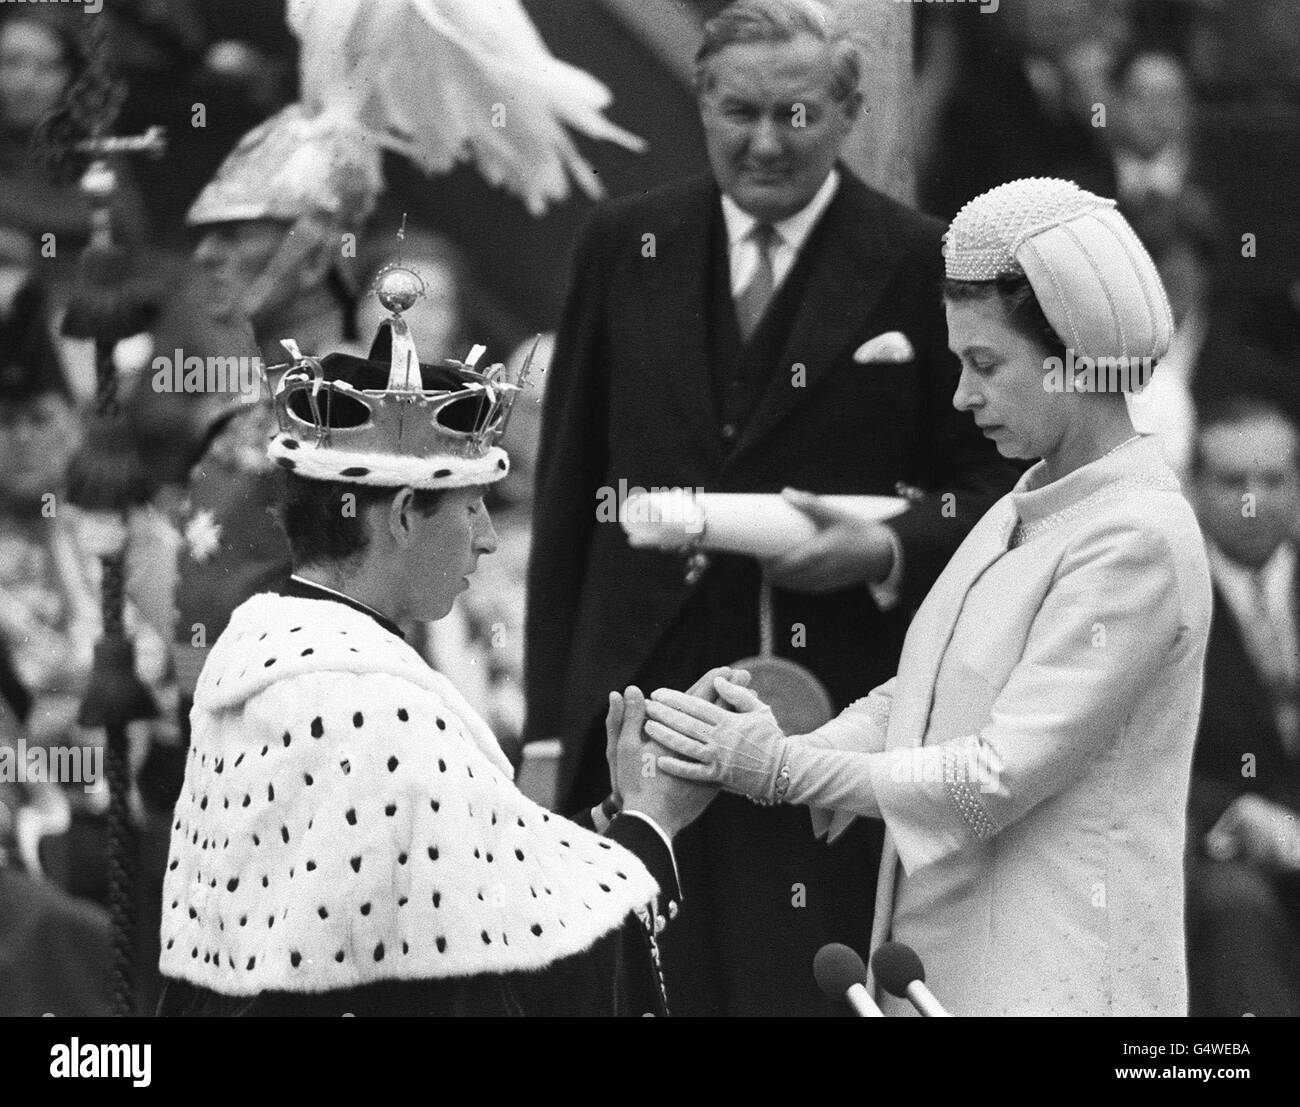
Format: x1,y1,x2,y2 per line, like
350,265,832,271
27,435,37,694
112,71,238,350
952,366,982,412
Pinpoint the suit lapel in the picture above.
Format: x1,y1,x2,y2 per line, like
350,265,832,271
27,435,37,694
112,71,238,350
637,177,727,472
726,173,898,468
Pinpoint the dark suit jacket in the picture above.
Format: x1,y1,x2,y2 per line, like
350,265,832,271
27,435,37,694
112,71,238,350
526,169,1017,805
1190,573,1300,843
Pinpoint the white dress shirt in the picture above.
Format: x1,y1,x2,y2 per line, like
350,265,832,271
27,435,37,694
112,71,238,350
1115,141,1191,205
720,168,840,297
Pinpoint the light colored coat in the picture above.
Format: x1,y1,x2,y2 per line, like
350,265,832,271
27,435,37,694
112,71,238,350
800,436,1211,1016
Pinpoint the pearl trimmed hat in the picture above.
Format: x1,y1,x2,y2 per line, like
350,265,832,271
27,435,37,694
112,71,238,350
944,177,1174,362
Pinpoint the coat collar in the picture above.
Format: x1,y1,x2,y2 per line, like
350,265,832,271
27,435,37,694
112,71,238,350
1009,435,1178,546
882,435,1180,755
282,574,406,640
718,167,841,260
195,593,512,780
166,591,657,994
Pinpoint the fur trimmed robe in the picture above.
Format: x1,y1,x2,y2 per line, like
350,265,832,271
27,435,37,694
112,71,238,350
158,592,670,1015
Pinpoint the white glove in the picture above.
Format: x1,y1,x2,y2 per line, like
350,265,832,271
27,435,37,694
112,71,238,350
644,677,790,803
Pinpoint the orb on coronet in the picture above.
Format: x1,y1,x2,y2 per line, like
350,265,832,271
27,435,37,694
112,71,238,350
373,265,425,315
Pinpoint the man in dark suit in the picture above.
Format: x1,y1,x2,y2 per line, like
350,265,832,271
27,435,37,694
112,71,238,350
1186,394,1300,1017
526,0,1016,1015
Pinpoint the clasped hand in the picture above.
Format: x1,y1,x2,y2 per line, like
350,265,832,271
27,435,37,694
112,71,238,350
643,677,790,803
605,666,750,837
762,488,895,593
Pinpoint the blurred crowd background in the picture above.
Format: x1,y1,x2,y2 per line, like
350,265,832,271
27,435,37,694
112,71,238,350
1,0,1298,1017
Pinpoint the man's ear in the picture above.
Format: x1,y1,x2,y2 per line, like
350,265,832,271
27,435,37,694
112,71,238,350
387,486,417,547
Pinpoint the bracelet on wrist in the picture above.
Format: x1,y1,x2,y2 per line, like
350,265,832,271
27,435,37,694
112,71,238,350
748,746,792,807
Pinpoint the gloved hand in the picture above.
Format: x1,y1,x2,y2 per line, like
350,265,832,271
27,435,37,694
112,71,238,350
605,666,751,808
612,686,719,839
644,676,790,803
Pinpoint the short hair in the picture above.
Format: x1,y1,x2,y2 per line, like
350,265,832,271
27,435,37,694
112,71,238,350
277,474,444,568
942,275,1068,367
1190,393,1300,479
694,0,861,102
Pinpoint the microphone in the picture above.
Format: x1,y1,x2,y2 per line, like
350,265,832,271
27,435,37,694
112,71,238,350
871,942,952,1017
813,943,884,1017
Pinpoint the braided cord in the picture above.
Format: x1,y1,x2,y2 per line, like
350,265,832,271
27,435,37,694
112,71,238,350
101,551,135,1016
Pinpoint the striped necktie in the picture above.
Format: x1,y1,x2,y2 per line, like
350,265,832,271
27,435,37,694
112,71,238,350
735,223,777,342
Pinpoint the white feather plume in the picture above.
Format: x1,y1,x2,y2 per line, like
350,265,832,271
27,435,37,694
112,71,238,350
287,0,646,216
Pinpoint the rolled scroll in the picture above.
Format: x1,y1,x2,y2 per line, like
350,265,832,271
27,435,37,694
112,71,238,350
621,491,908,558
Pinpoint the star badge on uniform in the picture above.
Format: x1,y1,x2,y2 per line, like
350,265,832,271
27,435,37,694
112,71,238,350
184,509,223,563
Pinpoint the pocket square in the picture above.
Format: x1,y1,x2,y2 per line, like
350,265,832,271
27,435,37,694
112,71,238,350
854,331,915,364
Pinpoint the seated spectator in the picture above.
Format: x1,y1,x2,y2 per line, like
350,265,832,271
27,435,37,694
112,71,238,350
0,8,148,297
0,272,96,744
1186,394,1300,1016
916,2,1118,220
1108,47,1195,208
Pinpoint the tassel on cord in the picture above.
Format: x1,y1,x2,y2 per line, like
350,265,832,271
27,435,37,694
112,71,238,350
67,406,159,732
37,15,168,1017
61,237,161,349
59,158,164,411
65,361,160,1019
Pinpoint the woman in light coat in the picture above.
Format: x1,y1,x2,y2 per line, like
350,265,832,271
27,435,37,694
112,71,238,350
644,178,1213,1016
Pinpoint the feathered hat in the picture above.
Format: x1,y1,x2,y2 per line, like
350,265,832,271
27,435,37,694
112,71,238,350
187,0,645,230
267,262,537,490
